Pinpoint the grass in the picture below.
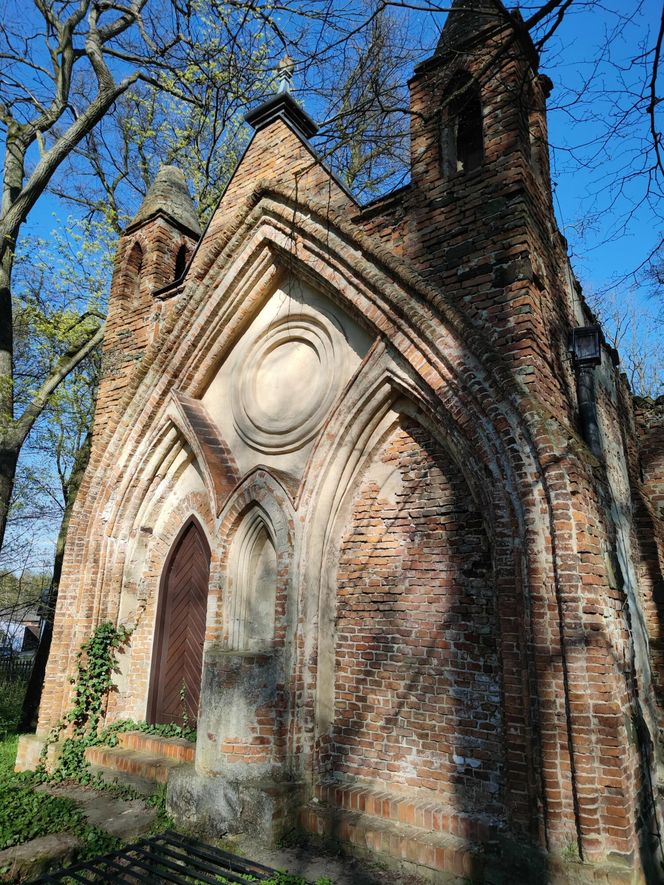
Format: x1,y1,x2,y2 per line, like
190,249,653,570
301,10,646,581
0,734,88,852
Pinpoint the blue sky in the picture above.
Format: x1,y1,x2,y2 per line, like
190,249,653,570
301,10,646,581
21,1,663,306
537,1,662,298
4,0,662,572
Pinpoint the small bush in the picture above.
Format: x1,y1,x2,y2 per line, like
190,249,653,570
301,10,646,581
0,675,29,736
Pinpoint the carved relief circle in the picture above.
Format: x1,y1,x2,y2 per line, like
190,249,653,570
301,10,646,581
232,314,340,454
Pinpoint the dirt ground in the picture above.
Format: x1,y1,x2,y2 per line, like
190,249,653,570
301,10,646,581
231,833,431,884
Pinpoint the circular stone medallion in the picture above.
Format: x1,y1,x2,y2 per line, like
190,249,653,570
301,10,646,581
232,314,340,454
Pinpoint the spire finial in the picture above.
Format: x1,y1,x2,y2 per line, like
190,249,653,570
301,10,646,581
436,0,502,55
129,164,200,236
245,53,318,140
275,54,295,94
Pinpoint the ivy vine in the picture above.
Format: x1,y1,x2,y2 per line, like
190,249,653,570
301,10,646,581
41,620,131,782
40,620,196,784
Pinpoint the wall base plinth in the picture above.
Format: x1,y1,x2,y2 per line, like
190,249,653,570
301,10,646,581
15,734,61,772
300,803,653,884
166,765,304,844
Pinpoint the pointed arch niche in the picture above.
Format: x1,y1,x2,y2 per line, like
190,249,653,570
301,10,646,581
440,71,484,176
106,419,217,723
328,412,504,816
125,240,144,302
295,357,511,823
195,469,296,780
227,507,278,651
214,468,295,653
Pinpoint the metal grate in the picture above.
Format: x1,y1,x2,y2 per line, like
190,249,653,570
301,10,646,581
29,829,284,884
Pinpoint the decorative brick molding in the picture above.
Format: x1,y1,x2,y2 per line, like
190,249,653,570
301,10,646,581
26,4,664,880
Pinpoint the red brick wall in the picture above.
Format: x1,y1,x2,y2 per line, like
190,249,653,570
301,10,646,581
331,418,503,819
357,40,579,429
95,217,198,438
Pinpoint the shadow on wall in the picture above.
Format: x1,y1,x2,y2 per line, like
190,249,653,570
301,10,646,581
321,415,551,881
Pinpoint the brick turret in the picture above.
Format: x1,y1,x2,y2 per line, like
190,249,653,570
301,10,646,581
394,1,577,422
94,166,201,437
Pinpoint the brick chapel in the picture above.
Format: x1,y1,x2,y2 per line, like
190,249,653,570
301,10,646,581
17,0,664,881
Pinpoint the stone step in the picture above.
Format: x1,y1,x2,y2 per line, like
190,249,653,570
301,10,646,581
301,804,637,884
86,764,162,796
84,744,188,785
117,730,196,763
301,802,480,880
314,780,500,842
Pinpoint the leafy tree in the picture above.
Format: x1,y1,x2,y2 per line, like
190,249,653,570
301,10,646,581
0,0,281,551
0,0,662,558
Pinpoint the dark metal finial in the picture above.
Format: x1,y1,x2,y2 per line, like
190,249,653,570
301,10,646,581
275,54,295,94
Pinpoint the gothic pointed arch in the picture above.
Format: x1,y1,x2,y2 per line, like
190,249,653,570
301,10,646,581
147,515,211,725
293,343,534,828
166,391,240,515
174,243,189,281
125,240,144,302
440,71,484,176
226,508,278,651
213,467,295,650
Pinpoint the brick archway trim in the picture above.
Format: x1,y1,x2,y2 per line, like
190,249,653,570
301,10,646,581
44,187,641,859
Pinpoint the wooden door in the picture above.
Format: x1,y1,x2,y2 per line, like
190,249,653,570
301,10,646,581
148,520,210,725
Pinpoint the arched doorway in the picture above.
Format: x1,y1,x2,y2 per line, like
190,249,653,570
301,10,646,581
148,519,210,725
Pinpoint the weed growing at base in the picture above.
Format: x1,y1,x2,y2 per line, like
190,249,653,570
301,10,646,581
0,734,119,857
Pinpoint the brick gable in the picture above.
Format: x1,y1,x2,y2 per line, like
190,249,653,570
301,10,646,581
21,6,664,881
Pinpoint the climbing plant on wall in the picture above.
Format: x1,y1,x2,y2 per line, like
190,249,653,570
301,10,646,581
42,621,131,782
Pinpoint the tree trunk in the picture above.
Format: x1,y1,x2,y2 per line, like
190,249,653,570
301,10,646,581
18,432,92,732
0,236,15,554
0,448,18,556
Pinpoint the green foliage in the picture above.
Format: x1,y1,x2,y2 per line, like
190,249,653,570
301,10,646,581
0,673,31,735
0,734,85,851
0,779,83,850
43,620,131,782
12,218,111,417
0,732,20,778
5,217,108,560
67,621,131,735
98,717,196,746
0,734,125,858
0,569,49,615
